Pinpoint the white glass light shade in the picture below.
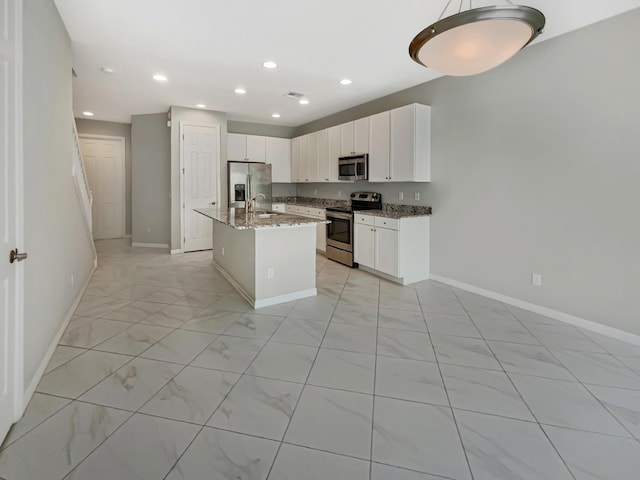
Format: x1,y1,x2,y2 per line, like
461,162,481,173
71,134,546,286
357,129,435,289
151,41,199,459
410,6,545,76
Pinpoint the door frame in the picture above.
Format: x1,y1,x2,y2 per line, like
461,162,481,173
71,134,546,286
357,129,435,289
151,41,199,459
78,134,126,238
179,122,221,253
1,0,25,431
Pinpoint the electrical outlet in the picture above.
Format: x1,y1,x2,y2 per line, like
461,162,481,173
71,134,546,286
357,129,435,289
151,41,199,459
532,273,542,287
222,246,225,256
70,274,74,286
338,190,342,197
146,227,151,233
399,192,404,200
414,192,420,201
314,189,317,196
267,267,275,279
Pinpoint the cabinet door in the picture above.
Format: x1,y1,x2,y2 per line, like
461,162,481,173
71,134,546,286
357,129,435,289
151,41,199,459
291,137,301,182
354,222,375,268
307,132,319,182
266,137,291,183
340,122,355,156
390,105,415,182
368,111,390,182
228,133,247,161
354,117,369,153
316,129,330,182
298,134,311,182
328,125,341,181
246,135,266,163
375,227,400,276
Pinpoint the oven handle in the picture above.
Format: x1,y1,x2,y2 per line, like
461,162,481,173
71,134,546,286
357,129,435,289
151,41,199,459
326,211,353,220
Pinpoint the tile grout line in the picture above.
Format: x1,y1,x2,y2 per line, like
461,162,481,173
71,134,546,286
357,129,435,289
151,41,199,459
450,287,579,480
419,283,476,480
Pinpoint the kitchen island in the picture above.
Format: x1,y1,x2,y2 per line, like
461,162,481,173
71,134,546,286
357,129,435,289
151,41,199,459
195,208,328,308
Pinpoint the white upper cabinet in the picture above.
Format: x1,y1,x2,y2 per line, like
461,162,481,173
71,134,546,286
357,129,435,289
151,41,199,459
246,135,266,163
316,129,331,182
230,133,291,181
288,103,430,184
368,111,391,182
291,136,301,182
389,103,431,182
227,133,266,163
266,137,291,183
228,133,247,161
327,126,341,181
340,118,369,156
354,117,369,154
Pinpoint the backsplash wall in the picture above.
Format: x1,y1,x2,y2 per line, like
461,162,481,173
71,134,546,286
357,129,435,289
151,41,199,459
295,182,431,206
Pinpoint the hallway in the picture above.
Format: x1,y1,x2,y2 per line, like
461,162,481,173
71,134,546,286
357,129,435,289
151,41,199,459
1,239,640,479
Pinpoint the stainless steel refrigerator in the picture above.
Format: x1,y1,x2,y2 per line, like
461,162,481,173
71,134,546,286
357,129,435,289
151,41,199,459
227,161,272,209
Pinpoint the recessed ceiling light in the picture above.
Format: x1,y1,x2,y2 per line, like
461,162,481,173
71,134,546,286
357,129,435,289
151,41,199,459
272,113,281,118
234,88,246,94
263,61,277,69
82,111,94,116
340,79,352,85
299,99,310,105
101,67,115,74
195,104,206,108
153,73,168,82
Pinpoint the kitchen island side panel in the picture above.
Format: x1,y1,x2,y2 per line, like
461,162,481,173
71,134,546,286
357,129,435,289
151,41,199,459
212,222,256,299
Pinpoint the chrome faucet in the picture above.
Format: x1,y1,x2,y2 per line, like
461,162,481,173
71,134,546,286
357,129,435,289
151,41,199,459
245,193,267,217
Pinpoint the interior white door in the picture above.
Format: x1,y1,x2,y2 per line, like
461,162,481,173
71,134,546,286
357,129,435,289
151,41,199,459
79,137,125,239
1,0,23,442
182,124,219,252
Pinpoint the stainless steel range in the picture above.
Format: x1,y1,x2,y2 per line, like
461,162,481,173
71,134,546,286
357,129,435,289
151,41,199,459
326,192,382,267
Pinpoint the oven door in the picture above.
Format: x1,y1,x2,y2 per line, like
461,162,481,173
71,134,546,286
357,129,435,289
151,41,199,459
326,211,353,252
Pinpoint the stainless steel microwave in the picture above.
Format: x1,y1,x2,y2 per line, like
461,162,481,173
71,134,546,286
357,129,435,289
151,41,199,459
338,154,368,181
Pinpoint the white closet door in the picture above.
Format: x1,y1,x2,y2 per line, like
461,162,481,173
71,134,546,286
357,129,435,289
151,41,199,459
183,124,219,252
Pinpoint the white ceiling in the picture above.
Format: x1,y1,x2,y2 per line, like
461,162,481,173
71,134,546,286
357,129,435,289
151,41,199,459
54,0,640,126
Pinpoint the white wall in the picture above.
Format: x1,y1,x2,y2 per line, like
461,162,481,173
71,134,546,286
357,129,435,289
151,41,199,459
23,0,95,390
296,9,640,335
131,113,171,246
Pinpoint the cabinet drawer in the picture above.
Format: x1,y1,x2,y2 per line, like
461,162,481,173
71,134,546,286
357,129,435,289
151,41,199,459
304,208,326,219
354,214,374,226
375,216,399,230
271,203,286,213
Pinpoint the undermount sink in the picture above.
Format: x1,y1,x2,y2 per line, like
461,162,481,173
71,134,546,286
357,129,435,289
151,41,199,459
257,212,281,218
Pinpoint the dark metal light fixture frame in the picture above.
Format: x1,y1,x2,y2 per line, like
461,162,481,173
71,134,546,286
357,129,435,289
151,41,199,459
409,5,546,71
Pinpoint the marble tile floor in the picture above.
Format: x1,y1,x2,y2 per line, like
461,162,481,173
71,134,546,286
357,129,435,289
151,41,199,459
2,238,640,479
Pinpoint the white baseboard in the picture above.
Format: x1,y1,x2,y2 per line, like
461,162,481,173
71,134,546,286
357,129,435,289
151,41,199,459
430,274,640,347
23,264,96,409
170,249,183,255
132,242,169,249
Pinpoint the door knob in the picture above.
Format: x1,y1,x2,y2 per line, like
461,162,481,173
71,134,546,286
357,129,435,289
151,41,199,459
9,248,28,264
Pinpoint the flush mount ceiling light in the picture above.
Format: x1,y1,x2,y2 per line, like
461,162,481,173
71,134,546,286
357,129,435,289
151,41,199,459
152,73,168,82
272,113,281,118
234,88,247,94
263,61,277,69
82,111,94,116
409,2,545,76
340,79,352,85
195,104,206,108
299,99,310,105
101,67,115,74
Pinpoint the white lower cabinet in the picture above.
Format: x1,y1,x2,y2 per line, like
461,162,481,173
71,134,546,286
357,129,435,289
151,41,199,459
354,214,429,285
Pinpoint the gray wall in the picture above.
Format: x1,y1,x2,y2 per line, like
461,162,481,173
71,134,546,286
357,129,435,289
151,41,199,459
296,9,640,335
169,106,227,250
23,0,95,389
131,113,171,246
228,120,296,139
75,118,132,235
